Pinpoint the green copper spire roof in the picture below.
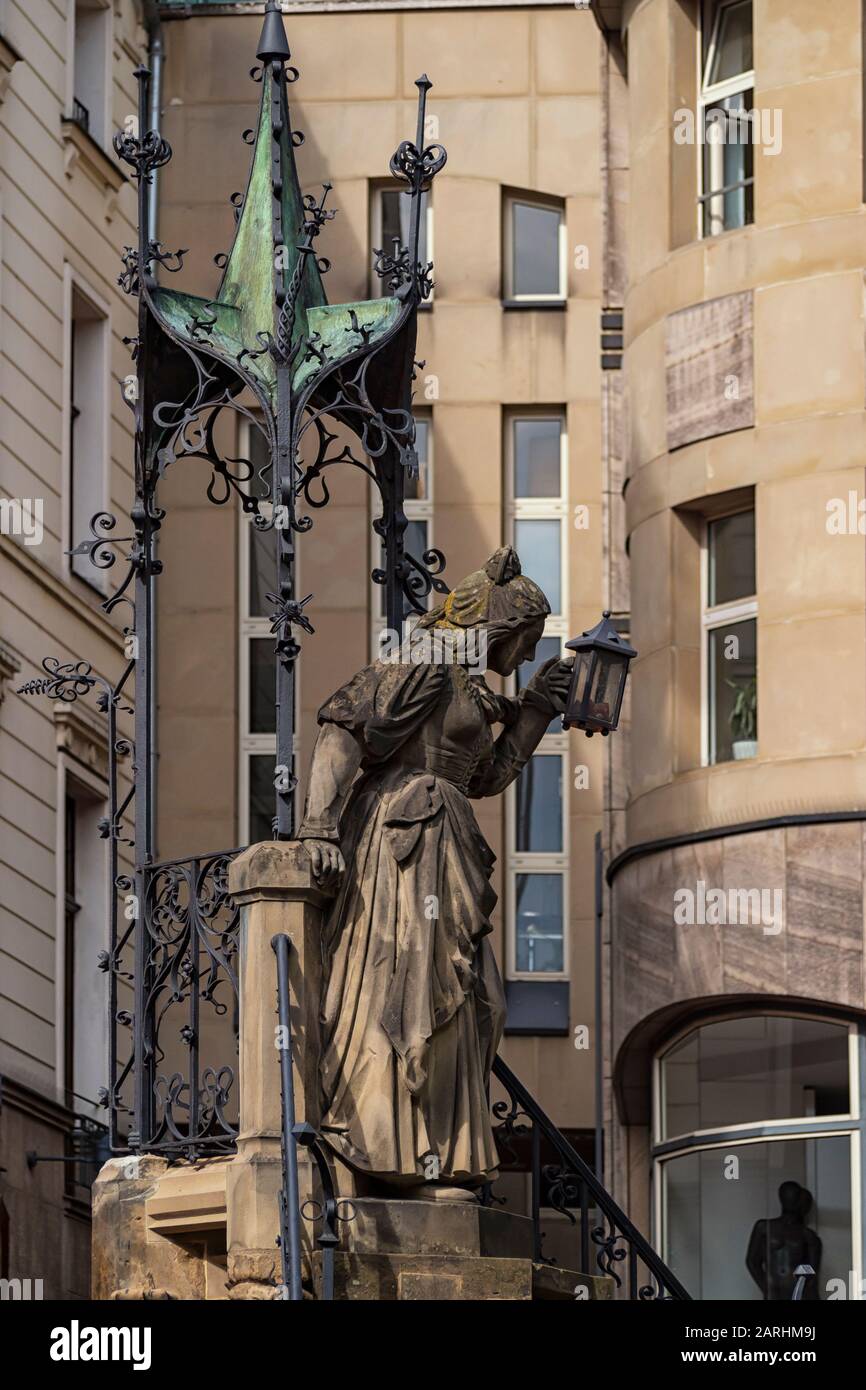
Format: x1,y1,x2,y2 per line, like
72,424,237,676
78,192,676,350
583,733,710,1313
150,1,401,406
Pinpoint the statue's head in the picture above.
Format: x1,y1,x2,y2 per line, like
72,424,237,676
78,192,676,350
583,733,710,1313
418,546,550,676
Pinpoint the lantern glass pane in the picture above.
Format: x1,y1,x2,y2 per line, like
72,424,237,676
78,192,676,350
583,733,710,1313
588,651,627,728
568,649,594,720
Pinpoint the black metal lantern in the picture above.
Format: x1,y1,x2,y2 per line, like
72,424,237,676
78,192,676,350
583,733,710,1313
563,611,636,736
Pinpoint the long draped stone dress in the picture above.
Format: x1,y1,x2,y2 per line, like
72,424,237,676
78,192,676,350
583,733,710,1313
298,656,556,1185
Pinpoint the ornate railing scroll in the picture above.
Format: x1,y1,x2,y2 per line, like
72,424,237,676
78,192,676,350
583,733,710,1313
489,1057,691,1301
138,851,241,1158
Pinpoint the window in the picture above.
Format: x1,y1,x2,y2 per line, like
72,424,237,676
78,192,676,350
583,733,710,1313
67,277,109,586
63,777,108,1112
370,184,432,301
699,1,754,237
370,411,433,654
506,412,569,979
655,1014,860,1300
702,507,756,764
71,0,110,145
503,194,566,303
239,422,295,844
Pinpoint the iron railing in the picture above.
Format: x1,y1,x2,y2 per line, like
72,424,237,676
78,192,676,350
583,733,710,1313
70,97,90,133
107,850,241,1159
489,1057,691,1300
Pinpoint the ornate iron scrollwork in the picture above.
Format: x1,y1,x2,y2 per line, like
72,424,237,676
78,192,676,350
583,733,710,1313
489,1057,691,1300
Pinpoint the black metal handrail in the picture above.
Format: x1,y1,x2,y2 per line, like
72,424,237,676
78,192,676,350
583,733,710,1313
490,1056,691,1300
271,932,352,1301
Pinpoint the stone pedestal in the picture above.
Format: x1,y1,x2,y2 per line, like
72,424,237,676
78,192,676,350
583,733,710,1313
90,840,613,1301
318,1197,613,1301
224,841,331,1298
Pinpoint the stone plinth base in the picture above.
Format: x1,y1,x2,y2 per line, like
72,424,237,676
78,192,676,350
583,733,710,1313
314,1196,613,1301
316,1252,613,1302
91,1160,613,1301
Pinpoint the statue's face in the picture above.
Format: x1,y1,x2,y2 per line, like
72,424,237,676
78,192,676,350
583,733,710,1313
486,617,546,677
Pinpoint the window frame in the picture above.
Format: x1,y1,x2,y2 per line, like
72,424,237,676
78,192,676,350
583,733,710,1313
700,505,757,767
63,265,111,594
505,408,570,981
503,192,567,305
57,756,109,1118
650,1010,864,1300
697,0,755,240
67,0,113,148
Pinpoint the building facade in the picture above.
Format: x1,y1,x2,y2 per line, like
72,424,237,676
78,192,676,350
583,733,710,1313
0,0,146,1297
595,0,866,1300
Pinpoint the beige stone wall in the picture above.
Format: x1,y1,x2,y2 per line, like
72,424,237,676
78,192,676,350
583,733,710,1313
602,0,866,1234
0,0,145,1295
156,2,607,1128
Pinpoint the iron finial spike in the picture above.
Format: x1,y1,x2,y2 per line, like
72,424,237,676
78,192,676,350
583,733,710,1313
257,1,291,65
414,73,431,154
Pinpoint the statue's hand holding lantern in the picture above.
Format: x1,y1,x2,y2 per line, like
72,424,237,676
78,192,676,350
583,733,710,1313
562,611,637,737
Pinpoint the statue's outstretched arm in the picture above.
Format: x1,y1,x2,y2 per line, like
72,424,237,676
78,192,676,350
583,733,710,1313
473,657,572,798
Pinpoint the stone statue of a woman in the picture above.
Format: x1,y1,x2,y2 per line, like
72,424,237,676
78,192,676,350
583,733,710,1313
297,546,572,1193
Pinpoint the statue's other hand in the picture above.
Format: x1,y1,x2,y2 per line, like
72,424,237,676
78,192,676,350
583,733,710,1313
306,839,346,892
545,657,574,711
526,655,573,714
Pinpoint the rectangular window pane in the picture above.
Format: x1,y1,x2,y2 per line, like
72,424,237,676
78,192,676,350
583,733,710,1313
708,616,756,764
702,92,754,236
248,754,275,844
70,290,106,583
515,755,562,853
516,635,561,733
511,202,561,298
663,1135,850,1301
513,418,561,498
708,509,755,605
515,874,564,973
248,522,277,617
707,0,752,84
405,417,430,502
378,188,428,283
249,639,276,734
514,518,561,613
662,1017,851,1139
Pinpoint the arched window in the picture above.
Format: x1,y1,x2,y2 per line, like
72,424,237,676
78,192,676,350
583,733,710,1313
653,1013,861,1300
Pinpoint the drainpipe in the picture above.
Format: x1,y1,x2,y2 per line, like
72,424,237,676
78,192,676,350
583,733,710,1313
142,2,163,855
146,13,164,249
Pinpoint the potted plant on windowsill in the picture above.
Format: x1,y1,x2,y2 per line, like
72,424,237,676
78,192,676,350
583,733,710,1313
728,676,757,760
